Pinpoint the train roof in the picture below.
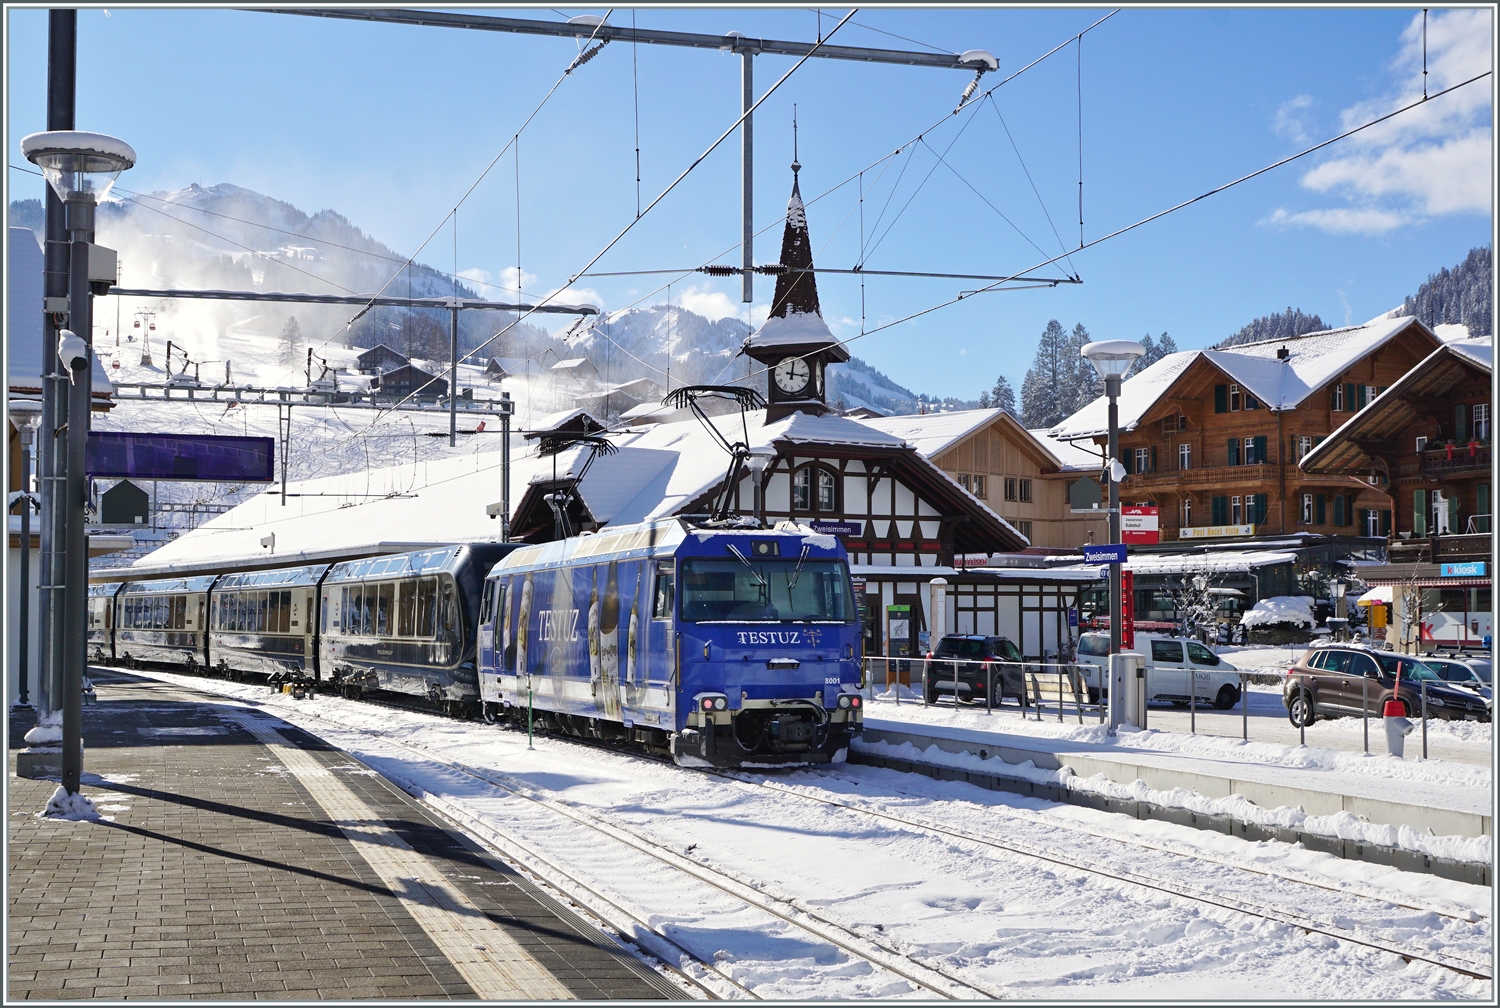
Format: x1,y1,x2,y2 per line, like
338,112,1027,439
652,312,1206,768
120,575,220,595
323,542,519,585
89,581,125,597
214,564,330,591
489,519,846,577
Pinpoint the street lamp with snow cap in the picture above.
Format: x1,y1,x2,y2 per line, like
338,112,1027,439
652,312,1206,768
1080,339,1144,731
22,129,134,802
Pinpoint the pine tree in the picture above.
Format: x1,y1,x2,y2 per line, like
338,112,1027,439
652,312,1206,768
1020,319,1072,428
989,374,1015,415
1217,307,1327,348
1129,331,1178,376
279,315,303,367
1063,323,1100,417
977,390,991,408
1402,246,1492,338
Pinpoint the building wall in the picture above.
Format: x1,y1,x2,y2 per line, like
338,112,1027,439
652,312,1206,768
1110,334,1434,541
933,424,1105,549
1385,368,1492,535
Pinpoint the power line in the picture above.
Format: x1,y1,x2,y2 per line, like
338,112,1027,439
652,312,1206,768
731,68,1495,393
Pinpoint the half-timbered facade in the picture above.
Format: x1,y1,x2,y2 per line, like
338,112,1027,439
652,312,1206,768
1050,315,1443,542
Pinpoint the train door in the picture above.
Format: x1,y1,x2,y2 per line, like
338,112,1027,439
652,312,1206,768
296,588,315,674
651,560,676,725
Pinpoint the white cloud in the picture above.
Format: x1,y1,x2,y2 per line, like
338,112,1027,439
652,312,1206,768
1273,94,1315,145
678,283,745,323
1262,206,1409,235
501,266,540,296
458,267,492,285
547,284,602,310
1279,9,1492,234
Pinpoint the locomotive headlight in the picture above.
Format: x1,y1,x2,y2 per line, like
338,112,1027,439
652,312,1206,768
836,694,861,709
714,697,727,711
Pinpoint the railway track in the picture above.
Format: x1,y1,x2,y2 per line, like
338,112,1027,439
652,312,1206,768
120,665,1493,989
720,769,1493,982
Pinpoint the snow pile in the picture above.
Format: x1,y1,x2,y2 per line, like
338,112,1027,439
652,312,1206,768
40,786,102,822
23,723,62,746
1240,595,1316,629
1064,772,1492,864
853,738,1070,785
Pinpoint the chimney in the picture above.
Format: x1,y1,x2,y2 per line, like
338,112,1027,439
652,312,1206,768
1276,346,1289,360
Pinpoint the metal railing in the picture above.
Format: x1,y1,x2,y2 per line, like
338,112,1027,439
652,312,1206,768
862,656,1104,723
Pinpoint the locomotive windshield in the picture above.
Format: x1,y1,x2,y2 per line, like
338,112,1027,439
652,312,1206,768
680,558,852,623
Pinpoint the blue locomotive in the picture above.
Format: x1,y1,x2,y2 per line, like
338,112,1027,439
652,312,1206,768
477,519,864,767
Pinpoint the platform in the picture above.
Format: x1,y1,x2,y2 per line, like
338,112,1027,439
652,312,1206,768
858,714,1492,840
7,672,682,1001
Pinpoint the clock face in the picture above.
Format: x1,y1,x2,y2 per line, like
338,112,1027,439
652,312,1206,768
773,356,812,395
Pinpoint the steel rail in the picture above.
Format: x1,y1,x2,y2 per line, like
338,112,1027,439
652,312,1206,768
727,773,1493,982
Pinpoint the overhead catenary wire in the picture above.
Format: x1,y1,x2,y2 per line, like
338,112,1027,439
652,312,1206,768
729,68,1495,395
327,8,859,446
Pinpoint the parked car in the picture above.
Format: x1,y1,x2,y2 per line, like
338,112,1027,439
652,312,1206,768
1282,644,1490,726
924,635,1025,706
1074,631,1242,708
1419,655,1492,716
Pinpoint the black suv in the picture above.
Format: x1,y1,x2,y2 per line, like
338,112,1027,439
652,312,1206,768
1282,644,1490,726
925,635,1025,706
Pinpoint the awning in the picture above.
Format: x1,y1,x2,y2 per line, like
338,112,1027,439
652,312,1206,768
1356,585,1393,606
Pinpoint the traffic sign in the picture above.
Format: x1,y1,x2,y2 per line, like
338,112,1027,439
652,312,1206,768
1083,543,1127,564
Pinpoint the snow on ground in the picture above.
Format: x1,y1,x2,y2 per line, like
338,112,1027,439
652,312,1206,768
111,668,1492,1000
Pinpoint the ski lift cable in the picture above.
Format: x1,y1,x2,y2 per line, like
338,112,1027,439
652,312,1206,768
327,9,856,448
731,68,1494,395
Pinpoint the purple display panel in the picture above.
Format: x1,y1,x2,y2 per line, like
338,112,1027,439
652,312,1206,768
87,433,275,482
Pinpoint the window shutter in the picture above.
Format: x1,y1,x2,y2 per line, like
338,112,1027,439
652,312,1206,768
1121,451,1132,475
1449,493,1460,532
1455,405,1468,441
1212,496,1228,525
1332,494,1345,526
1313,435,1325,447
1413,489,1427,535
1253,435,1267,464
1316,494,1326,525
1245,393,1258,410
1253,493,1267,524
1344,383,1356,412
1380,510,1392,537
1226,439,1239,466
1150,446,1158,473
1214,384,1227,413
1479,483,1491,517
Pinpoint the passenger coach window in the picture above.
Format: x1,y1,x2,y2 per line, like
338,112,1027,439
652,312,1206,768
417,578,438,636
399,581,417,636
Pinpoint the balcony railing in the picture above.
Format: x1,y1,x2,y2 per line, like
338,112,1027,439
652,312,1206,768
1420,444,1490,476
1387,532,1492,564
1127,463,1278,488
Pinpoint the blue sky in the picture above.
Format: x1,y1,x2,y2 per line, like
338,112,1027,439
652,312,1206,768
6,6,1493,399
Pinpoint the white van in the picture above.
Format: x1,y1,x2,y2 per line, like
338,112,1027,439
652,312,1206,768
1074,632,1242,709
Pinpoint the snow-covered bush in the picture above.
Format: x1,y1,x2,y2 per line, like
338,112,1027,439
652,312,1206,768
1239,595,1316,629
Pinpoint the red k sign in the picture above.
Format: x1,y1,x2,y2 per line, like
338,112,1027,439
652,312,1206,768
1121,505,1159,544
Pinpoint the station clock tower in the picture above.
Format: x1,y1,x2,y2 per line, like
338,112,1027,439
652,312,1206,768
742,159,849,423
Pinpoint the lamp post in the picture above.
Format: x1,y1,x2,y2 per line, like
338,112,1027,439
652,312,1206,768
9,400,43,709
22,129,135,797
1081,339,1144,732
747,449,774,525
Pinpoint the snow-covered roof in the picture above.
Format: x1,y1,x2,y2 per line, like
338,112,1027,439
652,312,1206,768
129,405,1024,573
1028,429,1102,471
858,408,1004,458
1447,337,1493,370
1126,550,1301,575
525,407,604,434
1050,314,1434,441
1300,335,1492,474
745,309,837,349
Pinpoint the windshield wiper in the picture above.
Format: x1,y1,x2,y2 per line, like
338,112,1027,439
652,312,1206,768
725,544,770,596
786,544,811,591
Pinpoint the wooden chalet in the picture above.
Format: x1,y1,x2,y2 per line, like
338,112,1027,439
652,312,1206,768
1050,315,1444,543
355,343,410,375
370,363,447,400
